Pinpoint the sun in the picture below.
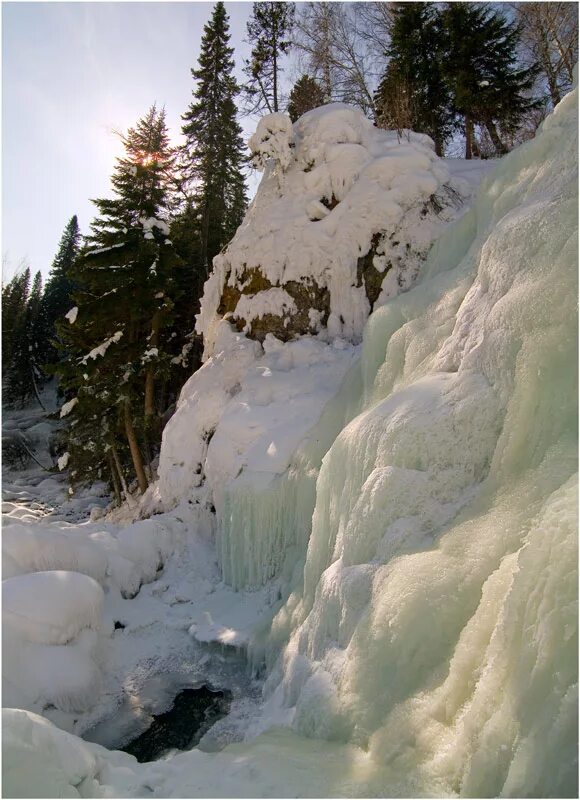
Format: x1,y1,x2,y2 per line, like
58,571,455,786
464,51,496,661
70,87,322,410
136,152,160,167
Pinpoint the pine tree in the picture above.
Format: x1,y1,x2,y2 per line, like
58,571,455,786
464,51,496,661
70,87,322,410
181,1,248,277
40,215,80,370
287,75,326,122
57,105,186,496
442,2,540,158
3,270,47,409
2,266,30,387
243,2,295,115
374,3,454,156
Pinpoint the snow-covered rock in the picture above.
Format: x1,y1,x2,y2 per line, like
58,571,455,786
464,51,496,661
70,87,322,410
197,104,469,355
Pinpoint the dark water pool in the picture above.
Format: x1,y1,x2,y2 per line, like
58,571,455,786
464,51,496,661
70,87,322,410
121,685,232,762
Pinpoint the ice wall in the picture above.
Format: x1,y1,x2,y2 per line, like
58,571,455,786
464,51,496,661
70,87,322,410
257,85,578,796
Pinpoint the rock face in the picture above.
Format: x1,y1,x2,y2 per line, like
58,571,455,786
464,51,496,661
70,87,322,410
197,105,469,357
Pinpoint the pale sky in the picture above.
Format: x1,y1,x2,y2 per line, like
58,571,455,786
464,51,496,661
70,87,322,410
2,1,270,281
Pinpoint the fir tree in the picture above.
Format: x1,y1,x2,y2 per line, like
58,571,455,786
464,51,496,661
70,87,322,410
374,3,453,156
2,266,30,389
442,2,540,158
57,105,186,496
40,215,80,369
3,270,46,409
287,75,326,122
243,2,295,114
181,1,248,277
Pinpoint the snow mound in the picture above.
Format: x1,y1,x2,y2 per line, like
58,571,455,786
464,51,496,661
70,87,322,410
2,523,108,583
2,516,176,598
197,104,468,355
3,570,104,646
159,324,358,586
3,571,105,713
2,708,139,798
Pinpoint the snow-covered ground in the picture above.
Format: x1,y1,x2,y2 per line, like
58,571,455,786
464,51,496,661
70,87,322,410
3,85,577,799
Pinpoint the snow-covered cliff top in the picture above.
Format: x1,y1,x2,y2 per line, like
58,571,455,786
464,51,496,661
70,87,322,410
197,104,470,355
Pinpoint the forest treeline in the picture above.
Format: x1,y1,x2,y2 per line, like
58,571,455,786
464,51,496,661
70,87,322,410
2,1,577,502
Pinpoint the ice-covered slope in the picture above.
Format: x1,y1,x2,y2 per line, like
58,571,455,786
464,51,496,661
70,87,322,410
3,84,577,798
255,83,578,796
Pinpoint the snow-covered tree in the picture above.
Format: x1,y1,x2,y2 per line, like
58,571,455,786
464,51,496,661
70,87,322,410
57,106,185,495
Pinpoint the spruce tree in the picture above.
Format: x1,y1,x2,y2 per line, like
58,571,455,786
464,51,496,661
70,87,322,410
287,75,326,122
57,105,186,495
40,215,80,369
2,266,30,389
242,2,295,114
181,1,248,277
442,2,540,158
374,3,453,156
3,270,48,409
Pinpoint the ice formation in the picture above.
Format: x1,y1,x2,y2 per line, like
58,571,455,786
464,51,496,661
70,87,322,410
196,104,469,354
3,84,578,798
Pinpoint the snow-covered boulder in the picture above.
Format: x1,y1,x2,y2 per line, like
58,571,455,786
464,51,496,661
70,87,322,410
197,104,468,356
3,571,105,712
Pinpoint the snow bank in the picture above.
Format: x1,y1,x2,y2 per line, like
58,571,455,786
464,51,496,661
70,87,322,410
3,571,104,645
3,571,105,713
2,708,440,798
197,104,469,354
158,323,358,586
2,511,180,716
3,523,108,582
2,708,139,798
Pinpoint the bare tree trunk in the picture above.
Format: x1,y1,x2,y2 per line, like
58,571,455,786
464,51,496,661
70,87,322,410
110,438,135,508
30,367,46,411
108,452,122,506
124,400,148,494
465,114,473,159
485,120,508,155
144,311,161,418
273,33,278,112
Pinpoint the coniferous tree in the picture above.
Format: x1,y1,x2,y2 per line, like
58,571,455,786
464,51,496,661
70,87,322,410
287,75,326,121
2,266,31,389
181,1,248,280
243,2,296,114
374,3,454,156
40,215,80,369
442,2,540,158
57,106,186,496
3,270,47,409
